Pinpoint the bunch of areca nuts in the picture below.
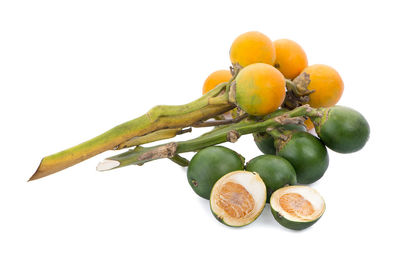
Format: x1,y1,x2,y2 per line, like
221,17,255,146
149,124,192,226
31,31,369,230
186,31,369,229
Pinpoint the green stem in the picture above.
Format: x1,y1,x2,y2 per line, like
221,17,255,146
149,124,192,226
265,128,282,139
99,105,313,171
29,82,234,181
169,154,190,167
116,128,190,150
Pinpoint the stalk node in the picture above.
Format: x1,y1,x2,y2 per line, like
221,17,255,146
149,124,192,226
138,142,178,161
227,130,240,143
275,115,305,125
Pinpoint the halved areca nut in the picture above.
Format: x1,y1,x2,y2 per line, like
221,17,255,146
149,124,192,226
210,171,267,227
270,185,325,230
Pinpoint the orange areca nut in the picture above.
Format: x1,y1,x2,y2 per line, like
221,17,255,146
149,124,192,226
302,64,344,108
273,39,308,79
235,63,286,116
202,70,232,94
230,31,275,68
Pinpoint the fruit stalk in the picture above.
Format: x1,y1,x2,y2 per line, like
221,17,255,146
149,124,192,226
97,105,316,171
168,154,190,167
29,83,234,181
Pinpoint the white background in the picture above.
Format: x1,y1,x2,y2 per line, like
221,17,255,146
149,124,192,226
1,0,399,257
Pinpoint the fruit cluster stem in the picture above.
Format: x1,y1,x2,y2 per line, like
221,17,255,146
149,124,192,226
97,105,314,171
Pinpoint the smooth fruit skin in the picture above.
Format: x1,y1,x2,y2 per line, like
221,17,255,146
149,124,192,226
276,132,329,184
230,31,275,67
187,146,244,199
270,207,321,230
253,124,306,155
314,106,370,153
253,132,276,155
202,70,232,94
273,39,308,79
302,64,344,108
246,155,297,202
235,63,286,116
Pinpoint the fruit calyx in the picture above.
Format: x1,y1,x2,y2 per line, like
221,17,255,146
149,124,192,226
283,72,314,109
309,107,330,134
266,127,294,153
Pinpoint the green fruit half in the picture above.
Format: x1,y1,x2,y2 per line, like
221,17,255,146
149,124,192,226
270,185,325,230
210,171,267,227
187,146,244,199
246,155,297,202
312,106,370,153
276,131,329,184
253,124,306,155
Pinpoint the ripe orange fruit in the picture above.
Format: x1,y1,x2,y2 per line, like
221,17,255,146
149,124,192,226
202,70,232,94
302,64,344,108
230,31,275,68
235,63,285,116
273,39,308,79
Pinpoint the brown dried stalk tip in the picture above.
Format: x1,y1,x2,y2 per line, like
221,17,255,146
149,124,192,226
274,115,305,125
283,73,315,109
292,72,313,96
138,142,178,161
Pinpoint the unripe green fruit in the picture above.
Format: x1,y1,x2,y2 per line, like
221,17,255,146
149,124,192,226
187,146,244,199
312,106,370,153
270,185,325,230
246,155,297,202
275,131,329,184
